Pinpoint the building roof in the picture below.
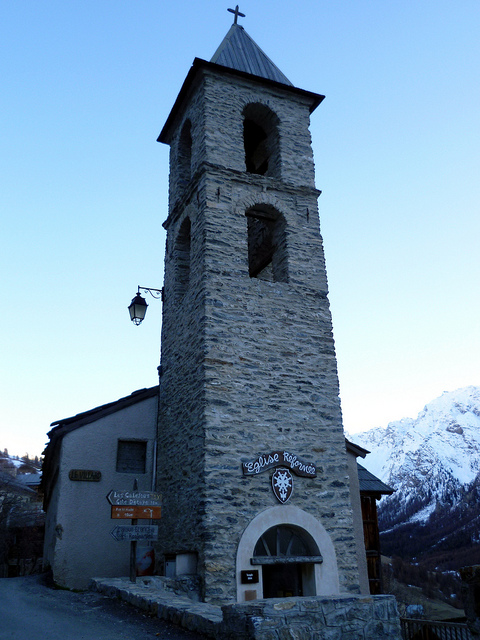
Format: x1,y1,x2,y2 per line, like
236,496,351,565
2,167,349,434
357,463,394,496
41,386,159,509
14,473,41,489
210,24,293,86
159,27,324,145
0,471,37,497
48,386,159,434
345,438,369,459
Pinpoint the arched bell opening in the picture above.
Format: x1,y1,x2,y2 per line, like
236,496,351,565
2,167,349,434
175,217,191,299
245,204,288,282
243,103,281,178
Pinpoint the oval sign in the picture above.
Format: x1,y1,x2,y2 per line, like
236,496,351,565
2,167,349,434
272,468,293,504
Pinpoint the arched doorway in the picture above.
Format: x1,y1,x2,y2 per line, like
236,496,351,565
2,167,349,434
253,525,322,598
236,505,340,602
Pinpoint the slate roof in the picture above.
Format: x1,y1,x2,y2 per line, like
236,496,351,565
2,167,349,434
14,473,41,489
345,438,369,459
0,471,37,497
357,463,394,496
48,386,159,434
159,27,324,144
210,24,293,86
41,386,159,510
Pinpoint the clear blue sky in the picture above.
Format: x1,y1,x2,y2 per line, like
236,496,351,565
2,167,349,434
1,1,479,457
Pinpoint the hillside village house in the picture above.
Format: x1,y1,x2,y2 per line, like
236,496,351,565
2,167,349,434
42,387,158,588
42,13,399,637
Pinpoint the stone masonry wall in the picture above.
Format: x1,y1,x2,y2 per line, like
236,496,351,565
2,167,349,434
220,594,402,640
199,171,359,602
92,578,401,640
157,65,360,604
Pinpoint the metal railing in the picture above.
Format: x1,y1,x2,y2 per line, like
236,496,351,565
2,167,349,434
401,617,472,640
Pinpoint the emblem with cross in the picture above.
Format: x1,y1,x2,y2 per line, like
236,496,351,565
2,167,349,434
228,5,245,25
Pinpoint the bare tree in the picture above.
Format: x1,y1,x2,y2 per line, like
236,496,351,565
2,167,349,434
0,472,43,577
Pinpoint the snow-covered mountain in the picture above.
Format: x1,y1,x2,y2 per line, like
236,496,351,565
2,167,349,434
349,386,480,569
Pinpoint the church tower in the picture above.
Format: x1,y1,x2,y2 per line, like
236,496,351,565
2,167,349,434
156,17,360,604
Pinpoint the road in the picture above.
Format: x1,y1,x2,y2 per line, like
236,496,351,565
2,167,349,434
0,574,208,640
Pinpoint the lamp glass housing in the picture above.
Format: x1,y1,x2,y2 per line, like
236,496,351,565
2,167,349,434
128,294,148,325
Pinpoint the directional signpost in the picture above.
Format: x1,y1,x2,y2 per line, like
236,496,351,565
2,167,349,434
107,484,162,583
107,490,162,507
110,525,159,542
111,505,161,519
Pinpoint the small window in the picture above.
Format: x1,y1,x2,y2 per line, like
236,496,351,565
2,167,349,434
116,440,147,474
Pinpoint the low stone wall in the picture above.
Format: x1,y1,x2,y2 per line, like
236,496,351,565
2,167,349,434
90,577,222,637
91,578,401,640
220,594,401,640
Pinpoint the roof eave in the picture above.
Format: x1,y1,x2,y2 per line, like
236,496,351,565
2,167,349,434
158,58,324,145
346,438,370,458
48,385,159,433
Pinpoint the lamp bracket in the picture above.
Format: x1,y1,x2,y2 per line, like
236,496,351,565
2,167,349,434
137,286,163,300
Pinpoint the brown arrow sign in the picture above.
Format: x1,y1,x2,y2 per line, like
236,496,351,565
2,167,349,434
111,505,161,519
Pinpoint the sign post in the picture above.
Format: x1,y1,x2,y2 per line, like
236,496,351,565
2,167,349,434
107,482,162,583
130,480,138,583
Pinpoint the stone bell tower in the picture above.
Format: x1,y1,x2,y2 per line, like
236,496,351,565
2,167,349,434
156,18,360,605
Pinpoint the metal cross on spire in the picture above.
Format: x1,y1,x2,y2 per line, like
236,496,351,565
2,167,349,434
228,5,245,25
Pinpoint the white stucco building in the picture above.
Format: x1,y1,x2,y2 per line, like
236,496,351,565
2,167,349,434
42,386,158,590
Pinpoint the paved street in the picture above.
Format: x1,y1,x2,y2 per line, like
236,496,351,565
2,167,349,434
0,574,207,640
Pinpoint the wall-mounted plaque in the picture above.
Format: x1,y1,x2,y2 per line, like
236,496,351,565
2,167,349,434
242,451,316,477
241,570,259,584
69,469,101,482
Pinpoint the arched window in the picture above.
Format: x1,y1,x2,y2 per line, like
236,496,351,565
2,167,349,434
243,104,280,178
254,525,320,560
246,205,288,282
177,120,192,190
175,217,191,298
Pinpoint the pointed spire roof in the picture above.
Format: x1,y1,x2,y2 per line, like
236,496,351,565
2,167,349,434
158,23,324,144
210,24,292,86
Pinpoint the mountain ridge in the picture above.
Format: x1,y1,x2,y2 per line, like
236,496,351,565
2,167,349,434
349,386,480,570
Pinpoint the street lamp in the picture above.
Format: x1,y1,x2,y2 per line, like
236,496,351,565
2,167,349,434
128,286,163,326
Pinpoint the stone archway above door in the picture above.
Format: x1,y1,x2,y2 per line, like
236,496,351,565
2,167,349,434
236,505,340,602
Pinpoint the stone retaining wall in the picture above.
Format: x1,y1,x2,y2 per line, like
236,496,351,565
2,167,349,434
91,578,401,640
221,594,401,640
